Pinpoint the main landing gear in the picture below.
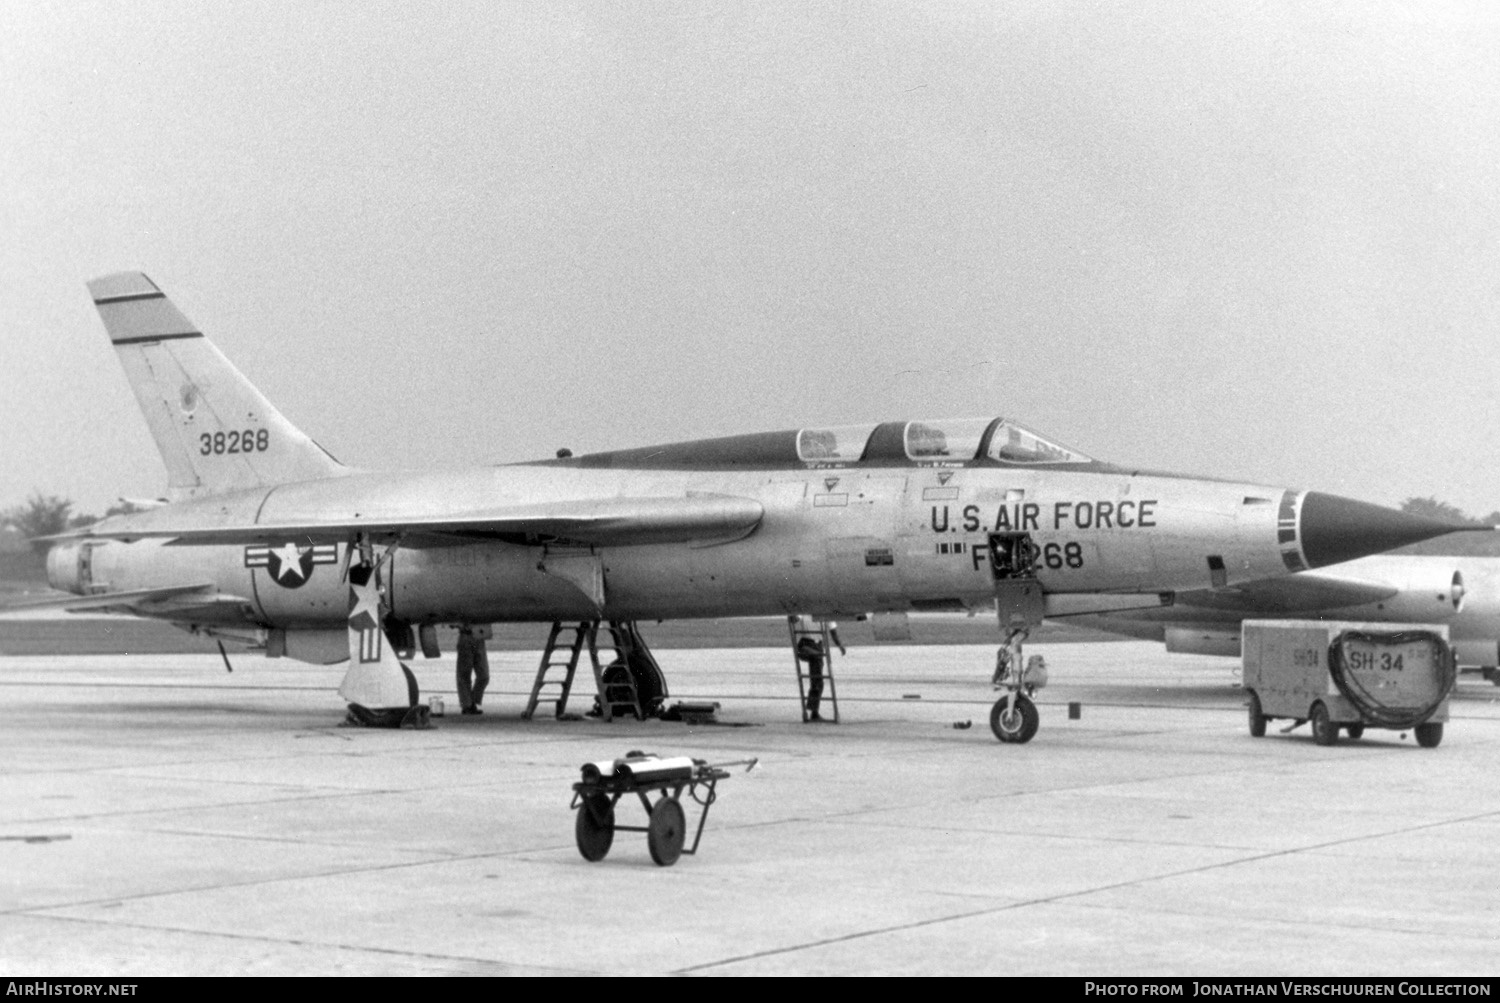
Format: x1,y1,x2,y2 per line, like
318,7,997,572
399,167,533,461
339,554,429,729
524,620,669,722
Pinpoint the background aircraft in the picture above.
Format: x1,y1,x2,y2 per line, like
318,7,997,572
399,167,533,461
35,272,1481,741
1061,554,1500,682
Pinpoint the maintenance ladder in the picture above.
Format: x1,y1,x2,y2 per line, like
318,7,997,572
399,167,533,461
522,620,648,722
788,617,840,723
522,621,589,720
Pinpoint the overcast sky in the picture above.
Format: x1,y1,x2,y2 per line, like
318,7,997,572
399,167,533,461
3,2,1498,518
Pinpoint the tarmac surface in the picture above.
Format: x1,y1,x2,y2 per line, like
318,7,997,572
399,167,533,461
2,637,1499,976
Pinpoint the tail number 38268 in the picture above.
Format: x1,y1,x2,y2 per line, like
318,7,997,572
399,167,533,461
200,429,270,455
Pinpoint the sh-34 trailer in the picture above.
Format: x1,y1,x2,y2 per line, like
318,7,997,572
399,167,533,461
1241,620,1455,748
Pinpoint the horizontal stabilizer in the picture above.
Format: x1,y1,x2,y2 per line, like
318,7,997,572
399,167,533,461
62,494,765,548
0,583,236,617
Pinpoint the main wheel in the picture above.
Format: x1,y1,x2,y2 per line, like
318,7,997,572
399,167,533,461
626,651,669,717
601,661,632,703
990,694,1039,744
1247,690,1266,737
1415,722,1444,748
647,797,686,866
575,793,615,862
1344,723,1365,740
1310,702,1337,746
601,661,661,720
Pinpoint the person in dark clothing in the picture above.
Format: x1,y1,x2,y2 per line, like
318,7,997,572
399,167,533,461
455,625,491,715
792,615,845,721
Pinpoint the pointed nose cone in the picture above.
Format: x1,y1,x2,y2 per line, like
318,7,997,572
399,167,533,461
1298,492,1490,568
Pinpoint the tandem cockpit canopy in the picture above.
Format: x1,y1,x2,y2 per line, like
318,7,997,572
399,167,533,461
560,416,1097,469
795,417,1094,466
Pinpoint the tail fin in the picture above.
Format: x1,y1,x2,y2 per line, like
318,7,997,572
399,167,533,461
87,272,347,499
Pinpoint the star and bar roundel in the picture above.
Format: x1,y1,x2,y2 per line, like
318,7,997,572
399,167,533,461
244,542,339,588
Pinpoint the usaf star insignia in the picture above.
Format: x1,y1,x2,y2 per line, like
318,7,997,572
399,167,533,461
244,542,339,588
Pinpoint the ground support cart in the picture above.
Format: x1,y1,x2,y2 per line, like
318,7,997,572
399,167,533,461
570,755,739,866
1242,620,1455,748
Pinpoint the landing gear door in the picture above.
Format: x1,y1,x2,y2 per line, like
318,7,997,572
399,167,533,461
987,532,1045,630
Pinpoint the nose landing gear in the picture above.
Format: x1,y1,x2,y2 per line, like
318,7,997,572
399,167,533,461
990,628,1045,743
987,532,1047,745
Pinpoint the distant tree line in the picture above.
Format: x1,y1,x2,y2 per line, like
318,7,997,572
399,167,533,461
1389,498,1500,557
1400,496,1500,526
1,493,143,555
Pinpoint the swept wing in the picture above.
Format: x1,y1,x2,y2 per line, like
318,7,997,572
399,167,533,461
54,494,765,548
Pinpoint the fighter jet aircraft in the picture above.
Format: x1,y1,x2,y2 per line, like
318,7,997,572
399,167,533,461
1059,554,1500,680
36,272,1483,742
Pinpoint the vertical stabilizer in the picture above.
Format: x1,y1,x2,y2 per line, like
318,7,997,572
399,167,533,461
87,272,347,499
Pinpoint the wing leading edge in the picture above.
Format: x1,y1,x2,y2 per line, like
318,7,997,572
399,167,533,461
56,494,766,548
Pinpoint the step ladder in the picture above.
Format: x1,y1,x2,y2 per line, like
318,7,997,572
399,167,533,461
523,620,665,722
788,617,840,723
522,621,591,719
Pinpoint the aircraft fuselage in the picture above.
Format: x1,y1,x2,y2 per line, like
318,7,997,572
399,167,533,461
53,462,1337,628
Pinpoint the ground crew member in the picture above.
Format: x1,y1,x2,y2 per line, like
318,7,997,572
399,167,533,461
792,615,845,721
456,624,491,715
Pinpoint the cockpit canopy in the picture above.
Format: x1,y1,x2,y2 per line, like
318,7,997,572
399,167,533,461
796,417,1093,465
984,420,1094,465
564,416,1096,469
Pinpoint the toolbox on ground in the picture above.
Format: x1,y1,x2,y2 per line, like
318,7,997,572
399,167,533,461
1241,620,1455,748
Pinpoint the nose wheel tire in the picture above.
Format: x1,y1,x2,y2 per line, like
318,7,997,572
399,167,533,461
575,793,615,862
990,694,1039,744
1414,722,1443,748
1247,690,1267,737
647,797,686,866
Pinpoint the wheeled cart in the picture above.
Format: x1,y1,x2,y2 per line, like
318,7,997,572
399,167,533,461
1242,620,1455,748
570,753,746,866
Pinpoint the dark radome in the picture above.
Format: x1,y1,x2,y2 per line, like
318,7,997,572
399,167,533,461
1299,492,1490,568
